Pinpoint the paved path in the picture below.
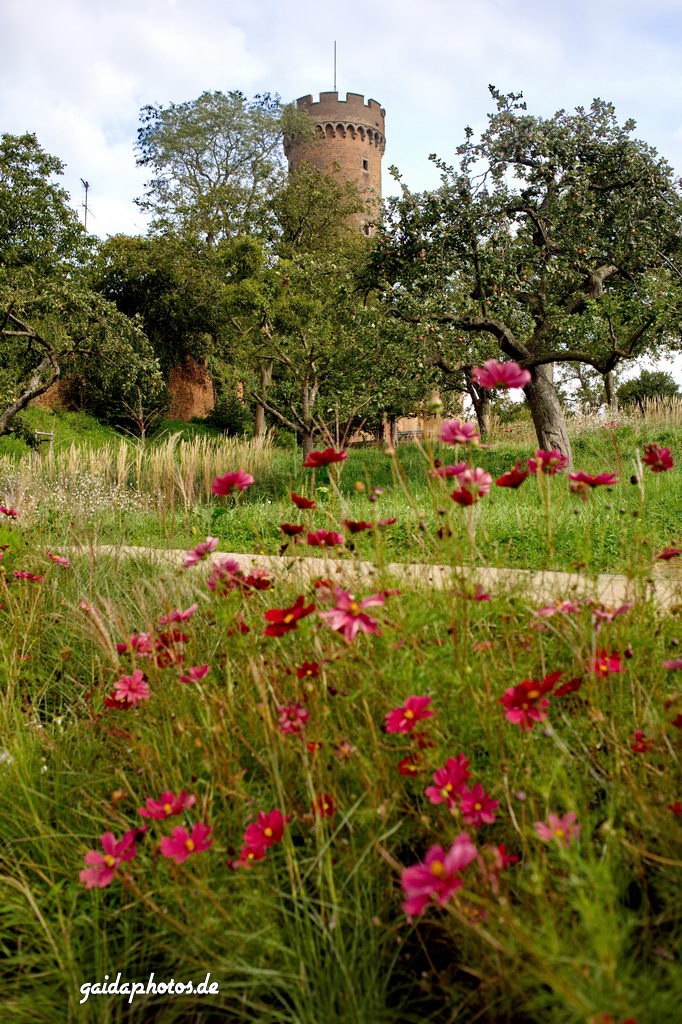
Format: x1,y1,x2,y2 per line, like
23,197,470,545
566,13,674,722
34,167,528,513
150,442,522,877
74,545,682,608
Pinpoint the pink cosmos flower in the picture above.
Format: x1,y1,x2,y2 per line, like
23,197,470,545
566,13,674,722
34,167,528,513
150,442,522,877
319,589,385,642
431,462,468,479
568,471,619,492
439,419,481,445
160,822,213,863
425,755,471,808
306,529,344,547
630,730,654,753
533,600,581,619
178,664,210,684
303,448,347,468
553,676,583,697
291,492,317,509
642,443,673,472
231,844,267,868
0,506,19,517
450,466,493,506
243,810,287,850
47,552,71,568
496,461,530,488
343,519,373,533
398,755,427,776
534,811,581,847
592,603,633,624
280,523,306,536
656,547,682,560
158,603,199,624
139,791,196,819
401,834,478,918
499,671,560,730
385,695,435,733
13,571,44,582
662,658,682,670
296,661,321,678
311,794,336,818
472,360,531,390
116,632,155,657
527,449,569,475
112,669,150,706
589,650,624,676
459,784,500,826
264,595,315,636
276,701,309,734
211,469,254,495
183,537,219,568
206,557,244,593
80,828,144,888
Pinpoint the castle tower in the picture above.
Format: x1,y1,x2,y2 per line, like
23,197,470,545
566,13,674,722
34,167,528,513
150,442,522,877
284,91,386,234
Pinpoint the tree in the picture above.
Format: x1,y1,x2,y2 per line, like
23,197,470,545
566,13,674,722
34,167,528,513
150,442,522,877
371,88,682,461
136,91,312,244
617,368,679,412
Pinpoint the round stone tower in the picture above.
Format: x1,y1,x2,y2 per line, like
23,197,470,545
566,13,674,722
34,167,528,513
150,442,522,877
284,91,386,234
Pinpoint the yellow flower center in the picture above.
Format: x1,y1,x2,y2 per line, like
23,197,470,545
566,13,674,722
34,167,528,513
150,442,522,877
404,709,414,719
430,860,445,877
349,602,360,614
521,702,529,710
284,614,294,623
103,854,116,867
185,838,195,851
554,828,565,838
528,689,540,699
264,827,273,837
163,803,172,814
443,783,453,794
474,802,482,811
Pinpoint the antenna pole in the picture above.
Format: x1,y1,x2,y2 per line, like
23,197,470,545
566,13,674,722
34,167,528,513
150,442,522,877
333,41,337,91
80,178,90,231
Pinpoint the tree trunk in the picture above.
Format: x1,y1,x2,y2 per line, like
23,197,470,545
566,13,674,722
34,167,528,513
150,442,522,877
523,364,573,464
301,430,315,458
384,413,398,447
603,371,617,415
466,381,491,438
253,360,273,437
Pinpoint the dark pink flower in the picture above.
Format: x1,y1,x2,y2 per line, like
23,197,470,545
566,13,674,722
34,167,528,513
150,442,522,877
499,671,560,730
47,552,71,568
291,492,317,509
306,529,344,547
311,794,336,818
496,461,530,488
303,448,347,468
244,809,287,849
472,360,531,390
319,589,385,642
554,677,583,697
112,669,150,706
656,547,682,560
527,449,569,475
385,695,435,733
343,520,373,533
568,471,619,490
80,828,144,888
439,419,481,445
13,571,44,582
450,466,493,506
296,660,321,679
534,811,581,847
158,603,198,624
160,822,212,863
397,755,427,776
401,834,478,918
206,557,245,593
642,443,673,472
264,595,315,637
139,791,196,819
280,523,306,536
663,658,682,670
630,730,654,753
183,537,219,568
211,469,254,495
589,650,624,676
425,755,471,808
0,506,19,517
276,701,309,735
459,784,499,826
178,664,210,684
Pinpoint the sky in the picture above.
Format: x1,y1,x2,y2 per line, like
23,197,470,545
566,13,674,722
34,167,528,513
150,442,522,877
3,0,681,241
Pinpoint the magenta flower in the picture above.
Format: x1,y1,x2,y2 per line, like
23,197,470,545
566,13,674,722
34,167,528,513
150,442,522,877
243,810,287,851
385,695,435,734
206,557,244,593
533,600,581,619
459,784,500,826
178,664,210,684
630,730,654,753
439,419,481,445
80,828,144,888
534,812,581,847
472,360,531,390
159,822,213,863
663,658,682,670
568,471,619,490
499,671,560,730
401,834,478,918
496,461,530,488
13,571,44,582
280,522,306,536
656,547,682,560
139,791,196,819
343,519,373,533
306,530,344,547
112,669,150,706
291,492,317,509
592,603,633,624
158,603,199,624
319,589,385,642
431,462,468,479
527,449,569,475
183,537,219,568
642,443,673,472
276,701,309,735
264,595,315,637
450,466,493,506
303,448,347,468
211,469,254,495
588,650,624,676
0,506,19,517
425,755,471,808
46,552,71,568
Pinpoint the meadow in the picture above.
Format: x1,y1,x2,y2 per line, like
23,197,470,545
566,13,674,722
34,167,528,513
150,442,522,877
1,404,681,1023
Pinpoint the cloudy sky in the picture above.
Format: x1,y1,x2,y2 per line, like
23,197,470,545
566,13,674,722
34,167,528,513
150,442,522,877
3,0,681,239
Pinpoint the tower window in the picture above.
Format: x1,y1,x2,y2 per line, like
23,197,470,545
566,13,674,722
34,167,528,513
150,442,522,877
362,159,369,171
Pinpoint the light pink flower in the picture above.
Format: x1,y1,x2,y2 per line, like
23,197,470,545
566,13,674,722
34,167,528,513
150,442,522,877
450,466,493,506
178,664,210,684
439,420,480,445
183,537,219,568
459,784,500,827
13,571,44,581
139,791,196,819
527,450,569,475
385,695,435,733
276,701,309,735
158,603,199,624
47,552,71,568
112,669,150,706
642,443,673,472
160,822,213,863
472,360,531,390
592,603,633,624
425,755,471,808
533,600,582,618
534,811,581,847
318,589,385,641
211,469,254,495
401,834,478,918
80,828,145,888
306,529,344,548
431,462,469,479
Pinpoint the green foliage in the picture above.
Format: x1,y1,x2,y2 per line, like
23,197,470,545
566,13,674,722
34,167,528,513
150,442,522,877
617,369,680,410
